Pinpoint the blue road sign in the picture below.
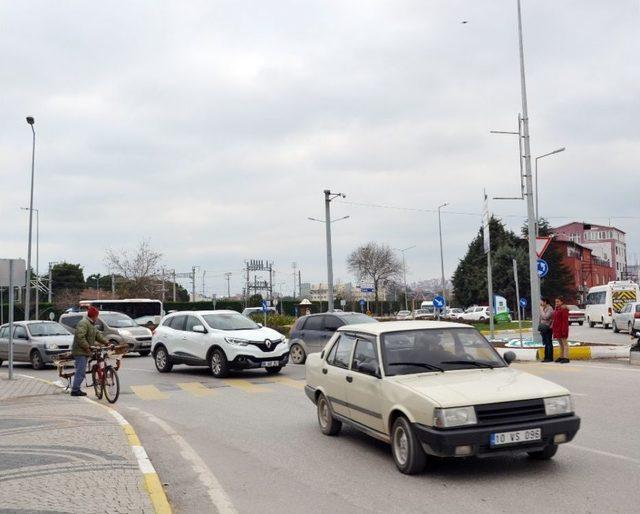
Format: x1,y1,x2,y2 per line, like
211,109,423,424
361,287,374,293
359,299,366,306
537,258,549,278
519,297,528,308
433,295,446,309
261,300,269,313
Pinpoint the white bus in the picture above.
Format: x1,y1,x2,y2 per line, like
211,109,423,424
585,281,639,329
79,298,164,327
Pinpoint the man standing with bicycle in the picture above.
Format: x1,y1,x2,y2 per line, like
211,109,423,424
71,306,108,397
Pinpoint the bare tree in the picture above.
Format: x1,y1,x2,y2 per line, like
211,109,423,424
347,242,402,314
104,240,163,298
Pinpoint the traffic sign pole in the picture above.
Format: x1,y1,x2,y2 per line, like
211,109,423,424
513,258,523,345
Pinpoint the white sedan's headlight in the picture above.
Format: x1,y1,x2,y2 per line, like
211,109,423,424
544,395,573,416
45,342,59,350
225,337,250,347
434,407,477,428
119,329,132,336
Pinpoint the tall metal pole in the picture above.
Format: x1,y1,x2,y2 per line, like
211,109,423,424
25,117,36,321
172,270,176,302
35,209,39,319
438,203,448,301
8,260,15,379
402,253,408,311
161,267,166,302
324,190,335,312
191,266,197,302
48,262,53,303
225,272,231,298
96,274,100,300
513,258,523,345
202,270,206,298
516,0,541,342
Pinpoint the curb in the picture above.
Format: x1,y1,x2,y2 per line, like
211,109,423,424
17,374,172,514
495,346,631,362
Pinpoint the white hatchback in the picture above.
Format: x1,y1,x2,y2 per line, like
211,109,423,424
151,310,289,377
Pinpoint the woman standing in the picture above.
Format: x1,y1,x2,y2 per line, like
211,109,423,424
539,297,554,362
552,297,570,363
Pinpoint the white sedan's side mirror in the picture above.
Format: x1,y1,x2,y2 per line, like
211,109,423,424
503,351,516,365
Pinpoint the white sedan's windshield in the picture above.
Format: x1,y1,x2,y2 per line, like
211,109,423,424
381,328,506,376
204,313,259,331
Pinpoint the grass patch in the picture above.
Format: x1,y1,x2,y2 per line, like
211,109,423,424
474,321,532,331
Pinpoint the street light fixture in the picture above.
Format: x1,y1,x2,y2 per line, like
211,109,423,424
393,246,416,311
21,207,39,319
535,147,565,229
24,116,36,321
437,203,448,303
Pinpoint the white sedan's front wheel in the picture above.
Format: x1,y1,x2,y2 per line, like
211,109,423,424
391,416,427,475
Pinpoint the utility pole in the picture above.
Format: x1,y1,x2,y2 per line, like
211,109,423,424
172,270,176,302
517,0,541,341
484,191,495,340
224,272,231,298
292,262,297,298
111,274,115,296
48,262,53,303
96,274,101,300
191,266,197,302
298,270,302,301
202,270,207,299
513,258,523,345
438,203,448,302
323,189,346,312
161,267,166,302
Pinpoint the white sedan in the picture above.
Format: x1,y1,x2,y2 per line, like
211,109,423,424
305,321,580,474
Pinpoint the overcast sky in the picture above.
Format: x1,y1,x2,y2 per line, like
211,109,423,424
1,0,638,297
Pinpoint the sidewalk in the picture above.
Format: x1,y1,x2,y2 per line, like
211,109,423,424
0,373,161,514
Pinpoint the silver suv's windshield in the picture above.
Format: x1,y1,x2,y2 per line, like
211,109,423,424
101,313,137,328
381,328,506,376
338,313,378,325
204,313,259,331
27,322,70,337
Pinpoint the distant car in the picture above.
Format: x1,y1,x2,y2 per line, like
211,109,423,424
446,308,464,319
459,306,491,322
396,310,412,320
151,310,289,377
612,301,640,335
0,321,73,370
288,312,378,365
305,321,580,474
565,305,585,326
412,309,435,320
241,307,278,318
60,311,152,356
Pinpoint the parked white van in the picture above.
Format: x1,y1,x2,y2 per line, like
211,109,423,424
585,281,639,329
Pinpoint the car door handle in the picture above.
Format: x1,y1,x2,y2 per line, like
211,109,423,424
322,368,328,374
346,376,353,383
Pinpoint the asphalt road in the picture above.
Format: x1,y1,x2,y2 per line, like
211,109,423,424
7,356,640,513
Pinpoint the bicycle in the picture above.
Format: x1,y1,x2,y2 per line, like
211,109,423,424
56,344,128,404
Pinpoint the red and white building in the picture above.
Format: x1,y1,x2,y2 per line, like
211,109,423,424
552,222,627,280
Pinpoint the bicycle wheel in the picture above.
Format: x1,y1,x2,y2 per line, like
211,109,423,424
103,366,120,404
91,366,104,399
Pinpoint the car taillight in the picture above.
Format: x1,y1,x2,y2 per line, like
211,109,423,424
608,307,612,316
634,312,640,319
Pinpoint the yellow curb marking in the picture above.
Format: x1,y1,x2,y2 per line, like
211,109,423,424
123,423,142,446
266,376,305,390
178,382,216,397
144,472,172,514
131,385,170,400
223,379,268,393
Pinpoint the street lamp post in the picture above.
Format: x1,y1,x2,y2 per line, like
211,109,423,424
21,207,39,319
309,191,347,312
25,116,36,321
394,246,416,311
535,147,565,229
437,203,448,301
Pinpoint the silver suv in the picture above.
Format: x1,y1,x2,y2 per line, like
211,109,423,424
59,311,153,356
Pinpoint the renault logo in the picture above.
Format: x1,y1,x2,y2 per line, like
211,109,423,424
265,339,272,349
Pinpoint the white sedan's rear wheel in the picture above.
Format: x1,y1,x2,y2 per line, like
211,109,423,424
317,393,341,436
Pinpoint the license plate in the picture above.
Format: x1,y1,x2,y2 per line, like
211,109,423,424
490,428,541,447
262,360,280,367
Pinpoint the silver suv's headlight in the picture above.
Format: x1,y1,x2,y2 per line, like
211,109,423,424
433,406,477,428
544,395,573,416
225,337,250,347
45,342,59,350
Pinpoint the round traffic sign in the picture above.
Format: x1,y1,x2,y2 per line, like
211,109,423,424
519,297,528,308
359,299,366,306
433,295,446,309
537,258,549,278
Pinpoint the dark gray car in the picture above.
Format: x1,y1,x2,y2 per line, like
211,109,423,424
288,312,378,364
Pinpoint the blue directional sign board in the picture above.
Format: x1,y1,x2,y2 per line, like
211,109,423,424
261,300,269,313
519,297,528,308
359,299,366,306
537,258,549,278
433,295,446,309
361,287,374,293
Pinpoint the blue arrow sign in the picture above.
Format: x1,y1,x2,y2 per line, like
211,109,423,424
433,295,446,309
519,297,528,308
359,299,366,306
537,258,549,278
261,300,269,313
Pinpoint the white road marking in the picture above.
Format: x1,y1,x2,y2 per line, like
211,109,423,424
132,445,157,474
128,406,238,514
567,444,640,465
123,367,159,373
568,363,640,373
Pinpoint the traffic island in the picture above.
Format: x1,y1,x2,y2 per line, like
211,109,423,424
494,343,631,362
630,348,640,367
0,372,170,513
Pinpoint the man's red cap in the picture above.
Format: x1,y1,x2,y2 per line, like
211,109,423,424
87,306,99,319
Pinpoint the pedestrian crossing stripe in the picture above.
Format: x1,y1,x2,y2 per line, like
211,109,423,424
130,385,170,400
178,382,216,397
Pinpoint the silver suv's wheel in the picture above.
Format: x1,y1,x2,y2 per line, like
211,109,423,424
30,350,45,370
290,343,306,365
